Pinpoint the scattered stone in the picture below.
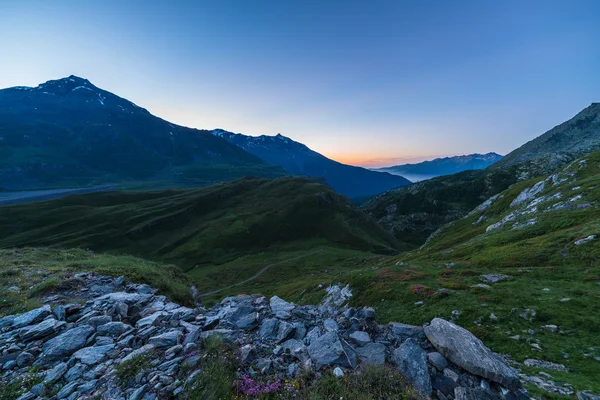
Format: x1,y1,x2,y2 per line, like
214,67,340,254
480,274,513,284
333,367,344,377
575,235,596,246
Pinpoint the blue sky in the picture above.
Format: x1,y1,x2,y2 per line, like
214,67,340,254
1,0,598,167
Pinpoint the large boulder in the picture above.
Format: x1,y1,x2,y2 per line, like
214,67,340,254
270,296,295,319
424,318,520,390
392,338,432,395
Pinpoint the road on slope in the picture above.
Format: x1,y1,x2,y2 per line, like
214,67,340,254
198,249,324,297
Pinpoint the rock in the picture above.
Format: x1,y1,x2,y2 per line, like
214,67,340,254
136,311,166,328
323,318,339,332
72,344,115,365
240,344,256,364
471,284,491,290
56,381,79,399
44,362,68,384
428,352,447,371
87,315,112,328
149,330,183,347
541,325,559,333
424,318,520,390
307,331,350,369
39,325,95,363
20,318,65,341
578,392,600,400
97,321,132,337
355,342,386,365
16,352,35,367
333,367,344,377
392,338,432,395
454,386,497,400
120,344,156,364
389,322,425,340
575,235,596,246
349,331,371,345
432,374,458,397
276,321,295,343
270,296,295,319
523,358,568,371
480,274,513,284
129,384,148,400
12,305,52,329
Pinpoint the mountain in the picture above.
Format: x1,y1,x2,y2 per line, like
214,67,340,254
0,176,403,269
211,129,411,199
375,152,503,182
362,103,600,246
0,76,283,190
492,102,600,173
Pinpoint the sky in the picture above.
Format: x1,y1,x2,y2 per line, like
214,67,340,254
1,0,599,167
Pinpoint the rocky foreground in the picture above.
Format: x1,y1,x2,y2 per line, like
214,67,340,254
0,273,533,400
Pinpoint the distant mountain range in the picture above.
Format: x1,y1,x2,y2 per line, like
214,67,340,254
363,102,600,245
374,153,503,182
0,76,283,190
211,129,411,198
0,75,410,199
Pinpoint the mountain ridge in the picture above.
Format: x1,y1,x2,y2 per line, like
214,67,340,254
211,129,412,199
0,76,284,191
375,152,503,182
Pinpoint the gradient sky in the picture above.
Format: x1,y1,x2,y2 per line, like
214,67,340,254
1,0,599,167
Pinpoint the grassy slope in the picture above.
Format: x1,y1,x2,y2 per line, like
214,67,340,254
361,166,520,246
0,248,193,316
0,177,402,270
342,151,600,396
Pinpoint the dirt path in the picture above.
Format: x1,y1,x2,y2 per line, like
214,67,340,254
199,249,324,297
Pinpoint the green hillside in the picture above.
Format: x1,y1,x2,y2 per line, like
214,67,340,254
0,177,402,270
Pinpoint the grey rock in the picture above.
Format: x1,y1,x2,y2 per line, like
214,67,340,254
454,386,497,400
428,352,448,371
276,321,295,343
240,344,256,364
270,296,295,319
20,318,65,341
120,344,156,364
389,322,426,340
12,305,52,329
40,325,95,363
323,318,339,332
356,342,386,365
72,344,115,365
87,315,112,328
333,367,344,377
425,318,520,390
578,392,600,400
53,305,66,321
16,352,35,367
480,274,513,284
392,338,432,395
136,311,166,328
44,362,68,384
259,318,279,339
77,379,98,393
432,374,458,397
97,321,132,337
200,329,236,342
307,331,350,369
56,381,78,399
129,384,148,400
349,331,371,345
149,330,183,347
